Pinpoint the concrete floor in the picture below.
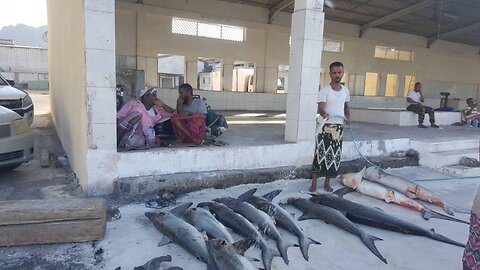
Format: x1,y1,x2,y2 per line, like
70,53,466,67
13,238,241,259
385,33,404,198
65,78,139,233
1,166,474,270
220,111,480,146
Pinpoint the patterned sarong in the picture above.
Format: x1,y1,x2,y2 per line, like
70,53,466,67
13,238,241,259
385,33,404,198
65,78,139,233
464,214,480,269
171,113,206,143
117,111,145,149
312,123,344,177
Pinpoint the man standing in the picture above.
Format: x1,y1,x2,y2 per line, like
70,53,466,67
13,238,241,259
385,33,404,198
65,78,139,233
406,82,439,128
309,62,351,193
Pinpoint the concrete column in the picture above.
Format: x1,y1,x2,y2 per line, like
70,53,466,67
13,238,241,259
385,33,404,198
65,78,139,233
264,66,279,93
255,66,265,93
378,73,387,96
84,0,117,194
186,56,198,88
285,0,325,142
146,57,158,87
223,60,234,91
398,74,406,97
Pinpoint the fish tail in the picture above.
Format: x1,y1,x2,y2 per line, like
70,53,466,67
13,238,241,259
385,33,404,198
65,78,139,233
298,235,321,261
444,203,471,215
428,230,466,248
277,238,290,265
360,233,387,264
422,208,470,224
261,245,280,270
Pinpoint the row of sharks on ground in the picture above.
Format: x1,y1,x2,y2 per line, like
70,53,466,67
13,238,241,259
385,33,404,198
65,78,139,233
139,166,470,270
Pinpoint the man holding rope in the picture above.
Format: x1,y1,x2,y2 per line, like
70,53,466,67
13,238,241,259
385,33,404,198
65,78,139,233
309,62,351,192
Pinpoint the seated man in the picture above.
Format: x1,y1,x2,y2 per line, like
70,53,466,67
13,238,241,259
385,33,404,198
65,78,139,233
463,98,480,126
116,87,174,149
171,83,207,145
406,82,439,128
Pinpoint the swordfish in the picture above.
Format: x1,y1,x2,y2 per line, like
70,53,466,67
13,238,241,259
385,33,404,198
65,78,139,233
308,192,466,248
248,189,321,261
338,168,469,224
364,166,469,215
214,191,290,265
288,197,387,264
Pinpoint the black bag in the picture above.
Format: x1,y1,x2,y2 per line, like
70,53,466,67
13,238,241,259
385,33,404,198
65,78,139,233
154,120,174,136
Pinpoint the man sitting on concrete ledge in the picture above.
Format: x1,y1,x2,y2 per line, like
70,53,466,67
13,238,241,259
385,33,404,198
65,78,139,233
170,83,207,146
463,98,480,127
406,82,439,128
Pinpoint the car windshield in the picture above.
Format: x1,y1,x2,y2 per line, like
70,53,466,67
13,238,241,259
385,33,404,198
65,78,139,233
0,76,8,86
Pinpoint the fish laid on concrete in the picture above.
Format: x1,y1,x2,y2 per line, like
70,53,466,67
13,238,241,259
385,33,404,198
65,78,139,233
206,238,257,270
288,197,387,264
133,255,183,270
338,169,469,224
145,204,210,264
214,190,290,265
198,200,280,270
248,189,321,261
364,166,469,215
309,192,466,248
170,203,235,243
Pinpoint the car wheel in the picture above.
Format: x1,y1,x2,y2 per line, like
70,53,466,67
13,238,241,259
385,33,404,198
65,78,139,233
0,163,22,171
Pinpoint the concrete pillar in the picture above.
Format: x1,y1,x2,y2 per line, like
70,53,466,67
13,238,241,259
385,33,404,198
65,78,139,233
285,0,325,142
84,0,117,194
264,66,279,93
255,66,266,93
146,57,158,87
223,60,234,91
378,73,387,96
186,56,198,88
398,74,406,97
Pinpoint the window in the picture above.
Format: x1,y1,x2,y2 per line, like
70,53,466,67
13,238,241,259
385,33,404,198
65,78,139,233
232,61,255,92
404,75,416,96
385,74,398,97
277,65,289,93
364,72,379,96
172,17,245,42
323,39,343,53
374,46,413,61
198,57,223,91
158,54,185,89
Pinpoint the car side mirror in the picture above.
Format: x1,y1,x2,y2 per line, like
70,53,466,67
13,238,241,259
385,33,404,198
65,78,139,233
6,80,15,86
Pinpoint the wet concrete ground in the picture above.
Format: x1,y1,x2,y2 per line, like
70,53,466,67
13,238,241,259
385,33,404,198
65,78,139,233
1,167,474,270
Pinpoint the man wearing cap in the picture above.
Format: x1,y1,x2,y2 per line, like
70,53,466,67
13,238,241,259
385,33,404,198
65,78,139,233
116,87,174,149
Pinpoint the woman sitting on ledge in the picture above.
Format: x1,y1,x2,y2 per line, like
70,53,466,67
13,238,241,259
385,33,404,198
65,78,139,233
116,87,174,149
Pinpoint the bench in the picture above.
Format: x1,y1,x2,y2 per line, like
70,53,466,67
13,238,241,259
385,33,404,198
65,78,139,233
350,108,461,126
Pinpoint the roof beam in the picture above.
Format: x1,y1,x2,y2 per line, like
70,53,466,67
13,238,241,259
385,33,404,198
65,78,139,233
427,21,480,47
268,0,294,24
359,0,436,37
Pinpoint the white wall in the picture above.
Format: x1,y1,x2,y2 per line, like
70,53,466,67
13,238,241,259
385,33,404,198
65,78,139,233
116,0,480,102
47,0,89,187
0,45,48,84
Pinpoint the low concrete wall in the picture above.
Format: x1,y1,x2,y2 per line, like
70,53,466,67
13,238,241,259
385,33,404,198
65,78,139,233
156,88,287,111
350,108,461,126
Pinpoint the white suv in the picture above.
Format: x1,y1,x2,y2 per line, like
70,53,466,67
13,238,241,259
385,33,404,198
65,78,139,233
0,106,34,170
0,74,34,125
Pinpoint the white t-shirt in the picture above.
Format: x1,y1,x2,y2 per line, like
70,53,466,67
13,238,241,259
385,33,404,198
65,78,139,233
407,90,422,103
146,107,156,117
317,84,350,124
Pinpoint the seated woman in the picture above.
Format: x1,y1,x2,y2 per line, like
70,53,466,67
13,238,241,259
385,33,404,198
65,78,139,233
171,83,207,145
116,87,174,149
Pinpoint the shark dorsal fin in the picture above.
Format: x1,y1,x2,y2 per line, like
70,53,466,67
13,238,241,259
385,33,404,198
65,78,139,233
262,190,282,201
233,238,256,255
170,202,193,216
332,187,355,198
237,188,257,202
